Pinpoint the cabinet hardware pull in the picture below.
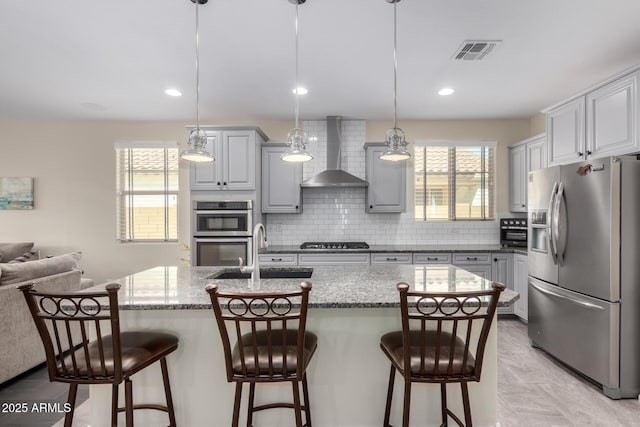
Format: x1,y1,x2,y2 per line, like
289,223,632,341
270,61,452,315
295,205,299,209
217,182,221,186
521,204,525,207
427,257,437,261
386,257,398,261
494,258,498,262
272,258,282,262
223,182,227,186
466,257,478,261
370,205,373,209
577,152,583,157
586,150,592,156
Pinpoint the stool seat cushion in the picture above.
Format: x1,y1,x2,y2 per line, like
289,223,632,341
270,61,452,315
57,331,178,378
380,330,475,377
231,329,317,375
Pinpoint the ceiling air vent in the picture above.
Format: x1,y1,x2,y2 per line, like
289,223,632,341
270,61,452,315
453,40,502,61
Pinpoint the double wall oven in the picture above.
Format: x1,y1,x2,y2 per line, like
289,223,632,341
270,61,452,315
191,200,253,266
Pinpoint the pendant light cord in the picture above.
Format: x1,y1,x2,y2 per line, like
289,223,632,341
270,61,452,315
294,1,300,130
393,0,398,130
195,0,201,130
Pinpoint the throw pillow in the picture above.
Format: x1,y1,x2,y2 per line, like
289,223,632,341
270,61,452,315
0,242,35,263
7,250,39,263
0,251,82,285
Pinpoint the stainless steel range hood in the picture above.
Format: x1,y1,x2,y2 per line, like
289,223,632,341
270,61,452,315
301,116,368,188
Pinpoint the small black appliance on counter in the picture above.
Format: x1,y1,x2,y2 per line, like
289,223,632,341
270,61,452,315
500,218,527,247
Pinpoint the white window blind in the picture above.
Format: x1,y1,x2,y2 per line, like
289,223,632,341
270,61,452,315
115,142,179,242
414,141,495,221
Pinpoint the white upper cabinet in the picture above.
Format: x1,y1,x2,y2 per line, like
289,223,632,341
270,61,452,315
190,128,265,191
547,97,585,166
364,143,406,213
545,67,640,166
586,70,640,160
261,144,302,213
509,133,546,213
527,135,547,172
509,143,527,212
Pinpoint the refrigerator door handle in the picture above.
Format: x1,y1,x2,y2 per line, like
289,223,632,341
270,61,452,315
547,182,559,264
530,282,605,311
555,183,567,265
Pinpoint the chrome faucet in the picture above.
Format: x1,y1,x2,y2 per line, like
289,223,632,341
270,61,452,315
240,223,268,287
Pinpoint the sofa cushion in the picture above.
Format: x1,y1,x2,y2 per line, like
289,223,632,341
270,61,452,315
7,251,39,264
0,252,81,285
0,242,34,262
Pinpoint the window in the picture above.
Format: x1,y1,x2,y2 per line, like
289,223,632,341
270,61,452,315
115,142,179,242
414,141,495,221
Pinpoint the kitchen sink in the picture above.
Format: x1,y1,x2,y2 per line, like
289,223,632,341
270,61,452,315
208,267,313,280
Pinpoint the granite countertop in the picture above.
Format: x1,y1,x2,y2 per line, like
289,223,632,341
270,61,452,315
85,265,519,310
261,244,528,255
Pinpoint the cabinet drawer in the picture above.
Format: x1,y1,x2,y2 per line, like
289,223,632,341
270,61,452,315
371,253,412,264
258,254,298,266
298,253,371,265
452,252,491,264
412,253,452,264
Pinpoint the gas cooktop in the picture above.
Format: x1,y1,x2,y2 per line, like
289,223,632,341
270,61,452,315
300,242,370,250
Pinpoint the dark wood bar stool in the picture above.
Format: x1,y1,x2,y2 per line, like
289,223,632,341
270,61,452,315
18,282,178,427
380,282,504,427
206,282,316,427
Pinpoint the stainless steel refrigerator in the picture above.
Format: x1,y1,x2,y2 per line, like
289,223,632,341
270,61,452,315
527,156,640,399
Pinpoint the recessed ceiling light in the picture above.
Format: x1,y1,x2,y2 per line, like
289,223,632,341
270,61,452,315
438,87,455,96
165,89,182,97
292,87,308,95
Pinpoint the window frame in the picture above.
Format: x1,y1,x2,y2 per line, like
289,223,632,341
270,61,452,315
414,140,496,222
114,141,179,242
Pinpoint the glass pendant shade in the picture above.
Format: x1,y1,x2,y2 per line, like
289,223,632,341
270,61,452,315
281,128,313,162
181,128,214,162
379,127,410,161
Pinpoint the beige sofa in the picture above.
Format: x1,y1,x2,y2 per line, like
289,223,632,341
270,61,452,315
0,248,94,384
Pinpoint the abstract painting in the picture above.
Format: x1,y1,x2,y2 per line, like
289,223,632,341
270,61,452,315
0,177,34,210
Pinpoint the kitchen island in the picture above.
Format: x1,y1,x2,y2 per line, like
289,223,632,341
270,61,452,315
87,265,518,427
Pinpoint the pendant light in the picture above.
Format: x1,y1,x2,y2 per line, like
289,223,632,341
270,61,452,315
380,0,411,162
180,0,214,163
281,0,313,163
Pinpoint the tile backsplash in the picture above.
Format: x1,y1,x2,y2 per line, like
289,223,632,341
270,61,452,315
265,119,499,246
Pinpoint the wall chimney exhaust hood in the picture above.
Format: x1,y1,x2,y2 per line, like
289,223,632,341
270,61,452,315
300,116,369,188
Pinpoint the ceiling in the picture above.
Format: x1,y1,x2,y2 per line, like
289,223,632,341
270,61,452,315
2,0,640,122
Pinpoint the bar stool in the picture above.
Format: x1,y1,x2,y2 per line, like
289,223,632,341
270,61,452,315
19,282,178,427
205,282,316,427
380,282,504,427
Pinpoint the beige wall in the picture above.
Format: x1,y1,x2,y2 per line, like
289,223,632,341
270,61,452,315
530,113,546,136
0,117,535,283
367,119,532,215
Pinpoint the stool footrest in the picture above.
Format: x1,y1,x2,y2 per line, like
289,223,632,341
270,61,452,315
117,404,169,413
252,402,308,412
444,408,465,427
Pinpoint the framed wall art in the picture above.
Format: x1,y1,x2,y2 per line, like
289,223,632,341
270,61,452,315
0,177,34,210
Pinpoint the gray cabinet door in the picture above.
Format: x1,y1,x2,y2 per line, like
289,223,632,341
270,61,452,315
261,145,302,213
365,144,406,212
586,70,640,159
514,254,528,320
223,130,255,190
547,97,586,166
492,253,514,314
527,136,547,172
190,131,223,190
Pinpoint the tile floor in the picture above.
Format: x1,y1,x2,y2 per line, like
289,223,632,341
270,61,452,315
497,317,640,426
1,318,639,426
